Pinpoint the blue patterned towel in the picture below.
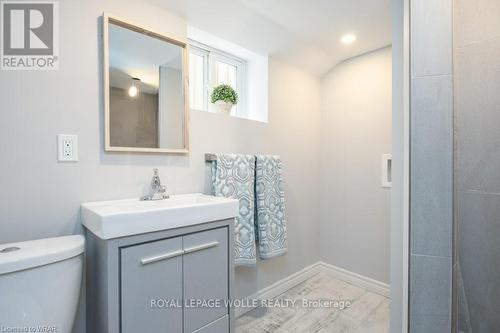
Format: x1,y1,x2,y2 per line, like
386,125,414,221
255,155,288,259
211,154,257,266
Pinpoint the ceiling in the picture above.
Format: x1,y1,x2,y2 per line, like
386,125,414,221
148,0,391,77
109,23,182,92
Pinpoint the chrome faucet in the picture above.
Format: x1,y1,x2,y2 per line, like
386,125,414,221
141,168,169,201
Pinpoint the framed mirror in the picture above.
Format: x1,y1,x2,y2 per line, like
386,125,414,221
103,15,189,153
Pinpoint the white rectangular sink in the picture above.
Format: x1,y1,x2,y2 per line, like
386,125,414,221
81,193,239,240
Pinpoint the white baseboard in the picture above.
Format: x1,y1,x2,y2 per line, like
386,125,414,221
318,261,390,297
235,261,390,318
235,262,322,317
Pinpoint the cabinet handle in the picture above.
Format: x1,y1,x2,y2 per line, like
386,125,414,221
140,249,184,265
140,241,219,265
183,241,219,255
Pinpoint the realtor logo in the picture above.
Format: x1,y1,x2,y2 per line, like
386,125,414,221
1,1,59,70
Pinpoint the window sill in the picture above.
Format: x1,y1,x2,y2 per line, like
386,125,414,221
190,108,268,124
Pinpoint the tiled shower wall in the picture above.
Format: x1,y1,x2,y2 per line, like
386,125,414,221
455,0,500,331
409,0,453,332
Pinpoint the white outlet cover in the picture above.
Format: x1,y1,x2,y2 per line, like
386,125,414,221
57,134,78,162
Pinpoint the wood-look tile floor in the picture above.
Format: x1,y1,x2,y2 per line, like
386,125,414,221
236,273,390,333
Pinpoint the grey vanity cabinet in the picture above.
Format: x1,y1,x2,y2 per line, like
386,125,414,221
86,219,234,333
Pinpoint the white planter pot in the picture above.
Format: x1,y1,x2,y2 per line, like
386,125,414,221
214,101,234,115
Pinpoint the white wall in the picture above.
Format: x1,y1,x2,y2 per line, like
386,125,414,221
0,1,321,332
159,67,184,148
319,47,392,284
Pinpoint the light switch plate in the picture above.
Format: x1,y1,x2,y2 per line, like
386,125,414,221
58,134,78,162
382,153,392,188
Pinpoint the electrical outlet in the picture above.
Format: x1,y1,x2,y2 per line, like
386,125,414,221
58,134,78,162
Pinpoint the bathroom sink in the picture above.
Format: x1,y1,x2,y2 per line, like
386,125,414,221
81,193,239,239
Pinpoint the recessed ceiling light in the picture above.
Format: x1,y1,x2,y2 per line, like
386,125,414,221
341,34,357,45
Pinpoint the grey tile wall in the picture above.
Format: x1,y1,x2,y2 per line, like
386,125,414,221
409,0,454,332
411,0,453,77
458,193,500,331
410,76,453,258
455,0,500,331
409,314,451,333
455,37,500,194
410,255,452,317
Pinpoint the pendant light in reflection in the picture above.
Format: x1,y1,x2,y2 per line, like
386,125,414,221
128,77,140,97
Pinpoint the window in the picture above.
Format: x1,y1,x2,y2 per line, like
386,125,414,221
189,48,208,111
188,41,246,116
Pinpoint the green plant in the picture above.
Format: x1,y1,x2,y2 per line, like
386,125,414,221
211,84,238,104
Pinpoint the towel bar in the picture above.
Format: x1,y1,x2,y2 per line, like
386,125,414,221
205,153,217,161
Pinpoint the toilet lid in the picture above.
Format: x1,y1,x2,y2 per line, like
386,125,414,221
0,235,84,275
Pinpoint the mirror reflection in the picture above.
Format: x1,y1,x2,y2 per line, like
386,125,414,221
106,19,188,152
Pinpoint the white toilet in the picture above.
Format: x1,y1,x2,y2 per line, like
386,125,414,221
0,235,84,333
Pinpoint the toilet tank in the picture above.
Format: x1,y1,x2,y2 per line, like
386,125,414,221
0,235,84,333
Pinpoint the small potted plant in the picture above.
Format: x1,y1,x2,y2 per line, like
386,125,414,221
211,84,238,114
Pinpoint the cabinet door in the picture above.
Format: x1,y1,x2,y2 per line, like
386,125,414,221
192,315,229,333
183,227,229,333
121,237,183,333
